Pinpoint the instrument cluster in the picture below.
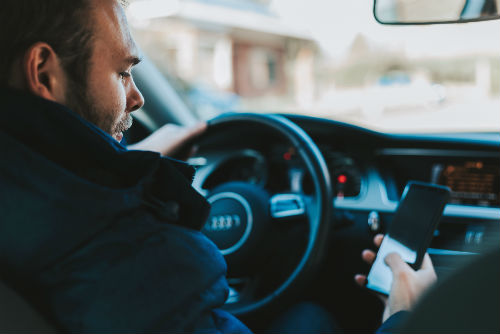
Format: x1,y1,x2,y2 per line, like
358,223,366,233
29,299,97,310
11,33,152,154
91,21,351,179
199,145,364,199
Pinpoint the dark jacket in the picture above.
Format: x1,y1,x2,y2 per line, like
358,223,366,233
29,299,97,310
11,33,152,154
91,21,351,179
0,87,250,333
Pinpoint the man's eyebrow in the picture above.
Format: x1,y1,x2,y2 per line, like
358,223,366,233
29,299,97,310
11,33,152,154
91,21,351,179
126,55,143,66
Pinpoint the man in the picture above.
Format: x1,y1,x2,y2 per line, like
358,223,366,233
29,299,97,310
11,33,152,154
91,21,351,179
1,0,250,332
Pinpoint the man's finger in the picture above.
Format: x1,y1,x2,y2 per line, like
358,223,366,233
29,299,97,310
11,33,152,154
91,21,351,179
374,234,384,248
362,249,376,264
384,252,411,274
164,123,207,158
354,274,366,287
174,123,206,144
185,122,207,138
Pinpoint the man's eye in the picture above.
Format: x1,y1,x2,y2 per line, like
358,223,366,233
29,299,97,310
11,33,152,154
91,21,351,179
119,72,131,79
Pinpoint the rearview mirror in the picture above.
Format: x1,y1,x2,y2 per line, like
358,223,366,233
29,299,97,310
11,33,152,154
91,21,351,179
374,0,500,25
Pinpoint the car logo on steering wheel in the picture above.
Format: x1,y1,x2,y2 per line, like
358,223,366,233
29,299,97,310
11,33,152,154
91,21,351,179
205,215,242,232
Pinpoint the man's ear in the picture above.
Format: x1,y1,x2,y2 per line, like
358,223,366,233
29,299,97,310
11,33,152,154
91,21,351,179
23,42,67,103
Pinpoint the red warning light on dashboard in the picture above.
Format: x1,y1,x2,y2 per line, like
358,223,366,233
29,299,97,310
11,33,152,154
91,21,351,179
283,148,296,161
337,174,347,184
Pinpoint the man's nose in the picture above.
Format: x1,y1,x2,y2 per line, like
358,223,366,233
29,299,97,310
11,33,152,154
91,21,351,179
127,79,145,112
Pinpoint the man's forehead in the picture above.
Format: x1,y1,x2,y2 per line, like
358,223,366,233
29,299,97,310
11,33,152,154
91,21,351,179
92,0,139,61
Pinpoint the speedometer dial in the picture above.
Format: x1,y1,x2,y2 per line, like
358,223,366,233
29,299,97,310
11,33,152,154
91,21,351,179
323,151,362,198
225,156,268,186
202,153,268,190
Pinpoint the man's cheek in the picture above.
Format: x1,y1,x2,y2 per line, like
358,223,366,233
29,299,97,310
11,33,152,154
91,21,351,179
113,79,129,111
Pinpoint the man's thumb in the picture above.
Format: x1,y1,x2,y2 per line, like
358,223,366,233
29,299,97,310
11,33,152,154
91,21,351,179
384,252,409,273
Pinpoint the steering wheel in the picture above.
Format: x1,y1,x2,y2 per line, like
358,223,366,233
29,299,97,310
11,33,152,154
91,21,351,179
193,113,333,318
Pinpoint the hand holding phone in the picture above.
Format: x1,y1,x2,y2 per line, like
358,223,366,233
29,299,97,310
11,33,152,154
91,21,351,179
365,181,450,295
356,235,438,322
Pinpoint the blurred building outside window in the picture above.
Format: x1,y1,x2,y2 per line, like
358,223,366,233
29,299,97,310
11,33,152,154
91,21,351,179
128,0,500,133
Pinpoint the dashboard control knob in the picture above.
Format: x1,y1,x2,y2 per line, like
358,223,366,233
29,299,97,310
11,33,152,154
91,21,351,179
368,211,381,232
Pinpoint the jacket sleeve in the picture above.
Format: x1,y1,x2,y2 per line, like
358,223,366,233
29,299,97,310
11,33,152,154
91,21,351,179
376,311,410,334
191,309,252,334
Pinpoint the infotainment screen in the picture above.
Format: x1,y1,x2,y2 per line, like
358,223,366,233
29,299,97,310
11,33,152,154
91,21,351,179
431,161,500,207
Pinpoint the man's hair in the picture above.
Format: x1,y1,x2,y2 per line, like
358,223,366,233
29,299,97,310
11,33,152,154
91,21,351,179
0,0,94,86
119,0,130,8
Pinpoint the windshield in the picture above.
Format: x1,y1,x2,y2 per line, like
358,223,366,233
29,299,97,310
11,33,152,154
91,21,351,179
128,0,500,133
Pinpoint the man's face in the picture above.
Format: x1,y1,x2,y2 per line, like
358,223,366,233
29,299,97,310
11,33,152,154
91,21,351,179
66,0,144,142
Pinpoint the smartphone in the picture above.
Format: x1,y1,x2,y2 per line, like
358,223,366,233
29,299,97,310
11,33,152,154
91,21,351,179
366,181,450,295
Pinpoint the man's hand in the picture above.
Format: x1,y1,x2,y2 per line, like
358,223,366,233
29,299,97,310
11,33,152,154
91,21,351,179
128,122,207,160
354,234,437,322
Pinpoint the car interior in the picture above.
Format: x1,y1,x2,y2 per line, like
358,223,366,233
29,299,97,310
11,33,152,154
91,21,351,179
125,0,500,331
2,0,499,332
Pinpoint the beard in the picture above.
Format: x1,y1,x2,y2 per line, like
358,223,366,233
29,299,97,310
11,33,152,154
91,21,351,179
64,78,133,141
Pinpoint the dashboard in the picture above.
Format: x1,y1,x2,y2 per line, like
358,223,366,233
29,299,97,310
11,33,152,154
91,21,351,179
192,115,500,263
194,145,499,208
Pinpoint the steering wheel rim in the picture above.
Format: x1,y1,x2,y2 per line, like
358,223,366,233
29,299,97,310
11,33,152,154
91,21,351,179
198,113,333,316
